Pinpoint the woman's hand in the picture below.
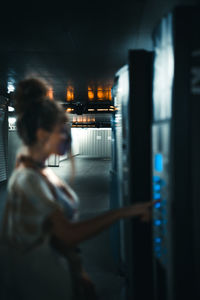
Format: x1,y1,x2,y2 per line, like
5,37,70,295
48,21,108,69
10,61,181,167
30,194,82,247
120,201,156,222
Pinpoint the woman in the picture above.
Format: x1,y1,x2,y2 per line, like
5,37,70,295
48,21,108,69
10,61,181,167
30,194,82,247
1,78,154,300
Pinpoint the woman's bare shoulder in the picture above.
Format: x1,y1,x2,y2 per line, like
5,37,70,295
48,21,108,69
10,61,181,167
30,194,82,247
8,168,54,200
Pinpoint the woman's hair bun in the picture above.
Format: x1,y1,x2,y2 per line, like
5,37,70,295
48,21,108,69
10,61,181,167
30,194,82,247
14,78,48,115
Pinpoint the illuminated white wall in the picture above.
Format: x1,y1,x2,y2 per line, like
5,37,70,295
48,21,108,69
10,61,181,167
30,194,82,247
72,128,111,157
71,128,80,156
8,126,111,169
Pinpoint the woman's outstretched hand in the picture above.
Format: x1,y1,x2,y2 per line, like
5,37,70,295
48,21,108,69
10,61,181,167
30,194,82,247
120,200,158,222
50,200,160,247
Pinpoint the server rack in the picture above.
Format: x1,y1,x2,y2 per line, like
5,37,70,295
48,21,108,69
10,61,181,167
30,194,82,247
110,50,154,299
0,96,8,183
152,6,200,300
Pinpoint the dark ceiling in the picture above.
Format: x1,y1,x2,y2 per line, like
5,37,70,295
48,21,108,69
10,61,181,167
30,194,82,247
0,0,199,102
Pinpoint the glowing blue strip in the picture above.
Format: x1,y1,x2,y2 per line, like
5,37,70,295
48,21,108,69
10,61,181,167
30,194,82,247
154,184,161,191
154,202,161,208
155,154,163,172
154,220,162,226
155,238,162,243
153,176,160,182
153,193,161,200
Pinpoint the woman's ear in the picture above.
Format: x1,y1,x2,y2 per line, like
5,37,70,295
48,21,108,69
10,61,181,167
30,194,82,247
36,128,50,144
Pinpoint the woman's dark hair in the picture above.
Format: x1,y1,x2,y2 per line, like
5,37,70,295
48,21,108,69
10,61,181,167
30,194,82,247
15,78,68,145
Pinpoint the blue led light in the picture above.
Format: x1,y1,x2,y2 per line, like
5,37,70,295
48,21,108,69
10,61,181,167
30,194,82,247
154,202,161,208
153,176,161,182
153,192,161,200
155,154,163,172
154,184,161,191
155,238,162,243
154,220,162,226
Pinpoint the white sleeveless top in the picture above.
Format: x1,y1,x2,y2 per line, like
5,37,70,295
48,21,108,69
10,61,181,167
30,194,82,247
3,167,79,250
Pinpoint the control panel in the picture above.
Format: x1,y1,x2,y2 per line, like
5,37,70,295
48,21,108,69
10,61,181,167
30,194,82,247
152,122,171,268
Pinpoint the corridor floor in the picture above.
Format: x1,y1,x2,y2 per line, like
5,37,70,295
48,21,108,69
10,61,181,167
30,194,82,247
51,155,126,300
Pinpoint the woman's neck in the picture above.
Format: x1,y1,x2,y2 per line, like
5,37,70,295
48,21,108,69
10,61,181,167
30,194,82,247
21,145,48,164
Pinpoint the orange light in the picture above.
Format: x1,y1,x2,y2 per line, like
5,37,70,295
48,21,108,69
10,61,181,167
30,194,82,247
104,87,112,101
66,108,74,113
96,86,112,101
97,87,104,100
47,87,54,100
66,86,74,101
88,87,94,100
108,87,112,101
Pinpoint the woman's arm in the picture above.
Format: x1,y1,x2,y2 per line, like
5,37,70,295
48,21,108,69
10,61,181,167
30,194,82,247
50,201,153,247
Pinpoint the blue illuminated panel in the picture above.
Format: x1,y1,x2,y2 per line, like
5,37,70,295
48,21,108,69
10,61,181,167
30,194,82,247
155,202,161,209
155,237,162,243
152,152,168,266
154,220,162,226
154,184,161,191
153,175,161,182
153,192,161,200
155,153,163,172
